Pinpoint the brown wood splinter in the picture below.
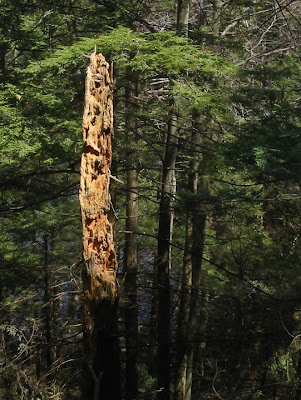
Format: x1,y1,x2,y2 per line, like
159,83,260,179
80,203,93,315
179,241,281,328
79,52,120,400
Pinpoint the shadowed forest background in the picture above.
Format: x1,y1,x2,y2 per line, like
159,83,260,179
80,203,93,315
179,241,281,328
0,1,301,399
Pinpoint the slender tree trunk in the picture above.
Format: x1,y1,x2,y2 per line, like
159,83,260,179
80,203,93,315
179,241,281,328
158,2,192,395
43,234,54,379
64,0,78,40
157,106,178,400
197,0,207,46
175,115,209,400
296,356,301,400
294,313,301,400
174,119,200,400
185,159,209,400
124,72,139,400
198,0,207,28
150,252,158,377
212,0,222,37
52,279,60,363
192,286,209,395
174,217,192,400
177,0,190,37
174,116,210,400
0,42,8,83
182,194,207,400
79,52,120,400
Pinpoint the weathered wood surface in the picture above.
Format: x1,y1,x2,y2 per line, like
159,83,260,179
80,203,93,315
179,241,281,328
79,52,120,399
80,51,116,309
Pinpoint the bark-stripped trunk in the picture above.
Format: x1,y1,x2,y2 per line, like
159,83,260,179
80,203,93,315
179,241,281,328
124,72,139,400
79,52,120,400
157,107,178,400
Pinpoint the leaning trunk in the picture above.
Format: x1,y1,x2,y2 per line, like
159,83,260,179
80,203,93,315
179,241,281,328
79,52,120,400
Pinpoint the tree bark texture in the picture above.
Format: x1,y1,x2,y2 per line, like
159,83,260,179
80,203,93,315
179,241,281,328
213,0,222,37
79,52,120,400
157,107,178,400
124,72,139,400
177,0,190,37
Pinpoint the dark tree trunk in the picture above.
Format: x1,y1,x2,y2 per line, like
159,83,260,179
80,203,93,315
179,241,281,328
43,234,54,379
175,115,210,400
157,107,178,400
192,286,209,395
174,118,199,400
0,42,8,82
124,72,139,400
150,252,158,377
186,140,210,400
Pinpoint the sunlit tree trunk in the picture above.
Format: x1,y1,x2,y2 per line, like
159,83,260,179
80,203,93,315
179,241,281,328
79,52,120,400
177,0,190,37
213,0,222,37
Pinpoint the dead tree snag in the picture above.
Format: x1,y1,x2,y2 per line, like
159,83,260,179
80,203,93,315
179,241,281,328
79,52,120,400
